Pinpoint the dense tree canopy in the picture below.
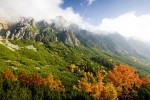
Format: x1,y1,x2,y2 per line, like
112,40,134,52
0,64,150,100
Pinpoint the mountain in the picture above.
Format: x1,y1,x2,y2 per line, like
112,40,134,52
4,18,38,40
0,17,150,99
127,38,150,58
0,17,150,56
0,17,150,75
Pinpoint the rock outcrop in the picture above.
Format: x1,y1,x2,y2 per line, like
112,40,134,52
5,18,39,40
57,30,80,46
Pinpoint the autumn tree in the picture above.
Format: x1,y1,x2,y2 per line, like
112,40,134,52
141,75,150,89
2,69,16,81
91,72,104,100
73,72,104,100
70,64,76,73
18,72,45,86
101,83,118,100
28,73,45,86
47,74,65,93
18,72,28,83
73,72,94,93
107,64,141,99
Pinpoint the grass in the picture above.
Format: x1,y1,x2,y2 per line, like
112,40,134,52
0,39,150,89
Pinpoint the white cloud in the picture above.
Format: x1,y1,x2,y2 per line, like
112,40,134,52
87,0,96,6
0,0,97,32
0,0,85,26
98,12,150,42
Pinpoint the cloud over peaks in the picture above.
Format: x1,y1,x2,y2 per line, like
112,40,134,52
98,12,150,42
0,0,83,24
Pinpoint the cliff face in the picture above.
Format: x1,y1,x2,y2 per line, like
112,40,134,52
57,31,80,46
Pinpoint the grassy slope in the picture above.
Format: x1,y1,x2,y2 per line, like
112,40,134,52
0,40,150,90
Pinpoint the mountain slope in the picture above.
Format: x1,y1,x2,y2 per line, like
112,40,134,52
0,17,150,76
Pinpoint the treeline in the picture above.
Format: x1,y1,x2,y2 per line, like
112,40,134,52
0,64,150,100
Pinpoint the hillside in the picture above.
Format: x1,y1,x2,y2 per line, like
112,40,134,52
0,17,150,99
0,17,150,73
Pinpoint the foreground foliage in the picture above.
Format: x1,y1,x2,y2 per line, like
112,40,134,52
0,64,150,100
74,64,150,100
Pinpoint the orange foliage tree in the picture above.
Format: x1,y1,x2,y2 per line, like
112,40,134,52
28,73,45,86
107,64,141,98
141,75,150,89
19,72,65,92
2,69,16,81
91,72,104,99
18,72,45,86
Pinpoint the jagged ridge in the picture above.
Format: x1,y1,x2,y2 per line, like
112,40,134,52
0,17,150,59
1,17,80,46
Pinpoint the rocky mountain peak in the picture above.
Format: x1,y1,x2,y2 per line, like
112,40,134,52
0,17,81,46
0,17,150,58
5,18,39,40
19,17,35,27
37,20,49,29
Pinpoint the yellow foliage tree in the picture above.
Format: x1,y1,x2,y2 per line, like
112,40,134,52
91,72,104,99
47,74,65,93
102,83,118,100
70,64,76,73
73,72,94,93
73,72,105,100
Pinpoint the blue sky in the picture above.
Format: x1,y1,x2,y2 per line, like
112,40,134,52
62,0,150,25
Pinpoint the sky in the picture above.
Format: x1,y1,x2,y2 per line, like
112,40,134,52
0,0,150,42
62,0,150,25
